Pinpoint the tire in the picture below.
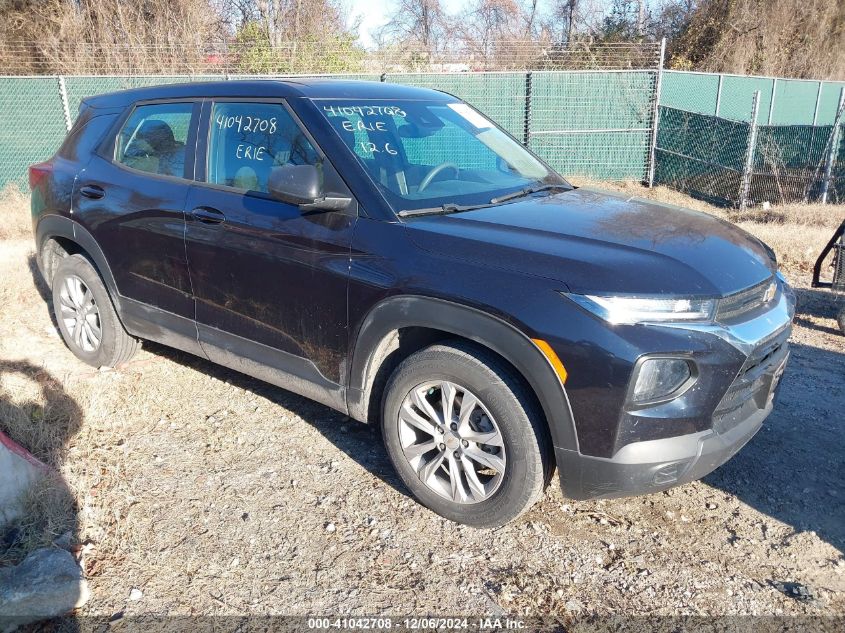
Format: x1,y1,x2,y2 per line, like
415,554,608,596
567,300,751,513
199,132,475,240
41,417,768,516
381,340,552,528
52,254,140,368
838,307,845,335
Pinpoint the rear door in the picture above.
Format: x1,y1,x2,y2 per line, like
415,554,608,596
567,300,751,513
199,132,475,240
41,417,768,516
72,100,201,351
183,98,357,402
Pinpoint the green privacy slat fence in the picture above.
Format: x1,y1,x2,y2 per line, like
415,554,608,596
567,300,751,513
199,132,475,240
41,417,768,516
529,70,656,180
661,70,845,125
0,71,655,188
0,77,70,191
383,72,528,139
1,70,844,202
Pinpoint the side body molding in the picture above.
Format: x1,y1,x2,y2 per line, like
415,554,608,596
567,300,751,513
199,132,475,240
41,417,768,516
346,295,579,453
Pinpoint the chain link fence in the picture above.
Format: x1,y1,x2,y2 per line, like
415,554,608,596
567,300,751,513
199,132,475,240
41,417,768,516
2,43,845,208
655,90,845,207
0,67,661,189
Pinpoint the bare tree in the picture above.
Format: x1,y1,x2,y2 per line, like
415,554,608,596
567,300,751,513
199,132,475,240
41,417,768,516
374,0,448,56
455,0,546,68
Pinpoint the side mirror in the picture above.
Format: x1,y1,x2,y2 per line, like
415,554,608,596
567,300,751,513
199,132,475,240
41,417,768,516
267,164,352,212
268,164,320,205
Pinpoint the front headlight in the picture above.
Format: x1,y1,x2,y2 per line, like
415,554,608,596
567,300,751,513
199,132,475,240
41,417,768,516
564,293,716,325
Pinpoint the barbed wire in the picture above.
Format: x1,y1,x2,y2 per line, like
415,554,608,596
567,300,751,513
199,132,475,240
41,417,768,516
0,40,662,75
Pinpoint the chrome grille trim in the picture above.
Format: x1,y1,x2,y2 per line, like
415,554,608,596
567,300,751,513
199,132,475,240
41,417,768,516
715,276,777,323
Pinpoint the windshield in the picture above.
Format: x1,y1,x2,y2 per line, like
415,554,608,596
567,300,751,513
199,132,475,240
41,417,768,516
314,98,568,213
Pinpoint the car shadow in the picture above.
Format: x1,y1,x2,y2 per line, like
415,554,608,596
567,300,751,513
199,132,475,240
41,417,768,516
702,339,845,554
0,360,83,632
144,342,410,499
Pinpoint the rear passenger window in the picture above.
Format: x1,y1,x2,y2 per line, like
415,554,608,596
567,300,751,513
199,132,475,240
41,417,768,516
115,103,193,178
207,102,319,193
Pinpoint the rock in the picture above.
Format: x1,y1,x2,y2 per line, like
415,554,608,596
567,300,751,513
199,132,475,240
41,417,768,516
325,522,336,533
769,580,814,602
128,587,143,601
0,548,89,633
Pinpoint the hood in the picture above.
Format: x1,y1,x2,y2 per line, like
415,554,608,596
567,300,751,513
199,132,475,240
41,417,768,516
405,188,776,296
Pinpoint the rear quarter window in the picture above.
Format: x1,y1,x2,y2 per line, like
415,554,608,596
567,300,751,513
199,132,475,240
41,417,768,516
57,111,118,162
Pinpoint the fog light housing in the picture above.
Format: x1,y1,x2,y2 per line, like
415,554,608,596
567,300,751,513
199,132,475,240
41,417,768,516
630,358,693,404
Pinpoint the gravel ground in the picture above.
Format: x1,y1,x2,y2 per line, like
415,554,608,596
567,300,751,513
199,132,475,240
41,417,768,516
0,233,843,621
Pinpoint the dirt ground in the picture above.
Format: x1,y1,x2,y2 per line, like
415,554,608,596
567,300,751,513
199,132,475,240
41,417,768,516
0,186,843,621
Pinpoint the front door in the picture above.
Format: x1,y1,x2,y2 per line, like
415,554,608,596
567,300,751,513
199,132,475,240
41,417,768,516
184,99,357,406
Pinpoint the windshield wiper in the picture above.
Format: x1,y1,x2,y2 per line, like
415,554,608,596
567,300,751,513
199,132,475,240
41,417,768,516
397,203,490,218
489,183,570,205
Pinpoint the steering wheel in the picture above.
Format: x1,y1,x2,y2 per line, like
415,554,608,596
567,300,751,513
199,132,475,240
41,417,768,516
418,162,459,192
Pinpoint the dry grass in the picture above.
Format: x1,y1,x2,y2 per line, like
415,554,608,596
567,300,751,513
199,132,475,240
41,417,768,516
0,187,843,615
0,185,31,242
0,475,77,567
570,177,845,274
0,359,83,567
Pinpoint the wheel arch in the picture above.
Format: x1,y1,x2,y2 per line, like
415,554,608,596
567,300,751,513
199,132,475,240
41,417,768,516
36,215,120,298
347,295,579,453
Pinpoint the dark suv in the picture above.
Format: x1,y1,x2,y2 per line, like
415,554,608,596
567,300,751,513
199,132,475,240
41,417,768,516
30,80,795,527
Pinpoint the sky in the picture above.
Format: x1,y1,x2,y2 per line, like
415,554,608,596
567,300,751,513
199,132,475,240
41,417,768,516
347,0,672,49
349,0,467,49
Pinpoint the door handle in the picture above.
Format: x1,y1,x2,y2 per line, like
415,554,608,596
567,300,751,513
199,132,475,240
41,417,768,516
190,207,226,225
79,184,105,200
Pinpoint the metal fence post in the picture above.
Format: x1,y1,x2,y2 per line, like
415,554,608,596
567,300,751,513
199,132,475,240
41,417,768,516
768,78,777,124
820,87,845,204
714,74,723,117
812,81,823,126
739,90,761,210
523,71,532,146
646,37,666,187
57,75,72,132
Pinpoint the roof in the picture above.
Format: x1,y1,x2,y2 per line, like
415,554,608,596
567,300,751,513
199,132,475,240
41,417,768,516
83,78,456,108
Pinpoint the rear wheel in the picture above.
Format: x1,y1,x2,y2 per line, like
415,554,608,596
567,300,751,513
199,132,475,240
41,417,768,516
381,341,551,527
52,254,140,368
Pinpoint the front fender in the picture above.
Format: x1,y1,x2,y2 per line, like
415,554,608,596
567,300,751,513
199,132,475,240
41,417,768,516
347,295,579,453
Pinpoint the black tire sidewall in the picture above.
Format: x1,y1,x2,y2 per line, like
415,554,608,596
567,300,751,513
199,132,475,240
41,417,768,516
52,255,123,368
382,344,547,528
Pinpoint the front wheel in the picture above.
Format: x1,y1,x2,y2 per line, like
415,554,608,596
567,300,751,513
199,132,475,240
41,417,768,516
381,341,552,527
52,254,140,368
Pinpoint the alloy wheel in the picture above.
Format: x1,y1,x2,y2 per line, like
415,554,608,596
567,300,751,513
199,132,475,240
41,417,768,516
59,275,102,353
397,381,506,504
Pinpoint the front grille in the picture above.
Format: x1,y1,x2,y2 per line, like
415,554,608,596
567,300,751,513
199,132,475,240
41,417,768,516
715,276,777,323
712,327,789,434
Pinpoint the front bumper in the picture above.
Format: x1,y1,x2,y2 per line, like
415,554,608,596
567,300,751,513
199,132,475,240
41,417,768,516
557,359,784,499
556,281,794,501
